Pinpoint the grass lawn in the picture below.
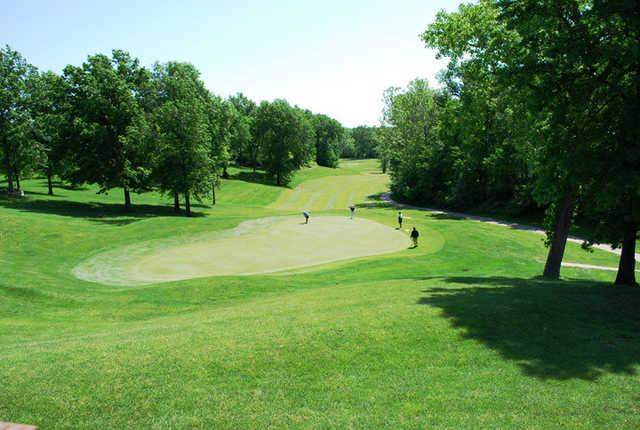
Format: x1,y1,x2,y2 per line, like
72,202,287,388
1,159,639,429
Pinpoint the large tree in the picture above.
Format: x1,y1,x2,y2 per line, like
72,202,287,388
312,113,342,168
254,99,314,186
569,0,640,285
152,62,214,216
227,92,256,167
0,45,38,193
28,70,71,195
350,125,379,159
63,50,154,210
206,95,232,205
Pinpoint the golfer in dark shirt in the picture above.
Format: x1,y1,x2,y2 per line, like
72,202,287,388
410,227,419,247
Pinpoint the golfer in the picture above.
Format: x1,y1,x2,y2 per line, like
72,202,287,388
303,210,310,224
410,227,419,247
398,211,404,229
349,205,355,219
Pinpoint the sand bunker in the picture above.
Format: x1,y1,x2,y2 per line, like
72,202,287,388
73,216,410,286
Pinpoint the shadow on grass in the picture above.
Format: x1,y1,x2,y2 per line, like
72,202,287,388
428,212,466,221
49,180,88,191
229,170,287,188
0,195,205,224
356,192,394,209
418,276,640,381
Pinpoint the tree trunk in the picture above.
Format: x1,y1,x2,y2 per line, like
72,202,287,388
174,192,180,212
276,171,281,186
212,187,216,205
184,191,191,217
15,172,20,190
222,166,229,179
124,187,132,211
47,168,53,196
3,146,14,193
543,197,574,279
615,222,637,286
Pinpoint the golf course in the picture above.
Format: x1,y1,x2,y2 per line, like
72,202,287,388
1,159,639,428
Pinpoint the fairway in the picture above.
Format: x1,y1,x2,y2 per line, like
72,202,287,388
269,163,388,211
73,216,410,285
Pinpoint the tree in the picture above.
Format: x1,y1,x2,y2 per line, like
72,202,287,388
152,62,214,216
570,0,640,285
254,99,314,186
0,45,38,194
312,114,342,168
350,125,379,158
227,92,256,166
337,129,356,158
63,50,154,210
206,95,232,204
28,70,71,195
380,79,443,203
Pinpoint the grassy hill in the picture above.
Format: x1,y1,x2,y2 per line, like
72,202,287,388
1,160,639,429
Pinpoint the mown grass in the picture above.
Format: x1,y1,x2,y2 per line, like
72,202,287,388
1,160,639,429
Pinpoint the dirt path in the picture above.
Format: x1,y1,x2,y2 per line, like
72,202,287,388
381,193,640,270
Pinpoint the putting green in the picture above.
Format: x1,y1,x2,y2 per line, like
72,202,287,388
73,216,411,286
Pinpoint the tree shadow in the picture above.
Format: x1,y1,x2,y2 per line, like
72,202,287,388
356,192,394,209
0,195,205,224
427,212,466,221
24,190,63,198
49,180,88,191
229,171,286,188
418,276,640,381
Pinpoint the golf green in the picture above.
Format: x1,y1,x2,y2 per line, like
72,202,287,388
73,215,411,285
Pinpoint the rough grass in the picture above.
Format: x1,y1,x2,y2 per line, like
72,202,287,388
1,160,639,429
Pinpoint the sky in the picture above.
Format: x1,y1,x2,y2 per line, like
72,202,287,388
1,0,461,127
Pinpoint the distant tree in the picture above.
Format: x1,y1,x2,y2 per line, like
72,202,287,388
254,99,314,186
350,125,379,158
312,114,342,168
0,45,38,193
227,93,256,166
337,129,356,158
152,62,214,216
381,79,441,203
206,95,232,205
375,126,395,174
63,50,154,209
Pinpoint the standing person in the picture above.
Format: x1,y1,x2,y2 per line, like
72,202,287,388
303,210,310,224
410,227,419,248
349,205,355,219
398,211,404,229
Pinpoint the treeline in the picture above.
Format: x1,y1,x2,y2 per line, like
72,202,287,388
0,46,347,214
379,1,639,285
338,126,379,160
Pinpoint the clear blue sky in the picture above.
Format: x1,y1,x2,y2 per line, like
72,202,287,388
1,0,461,127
